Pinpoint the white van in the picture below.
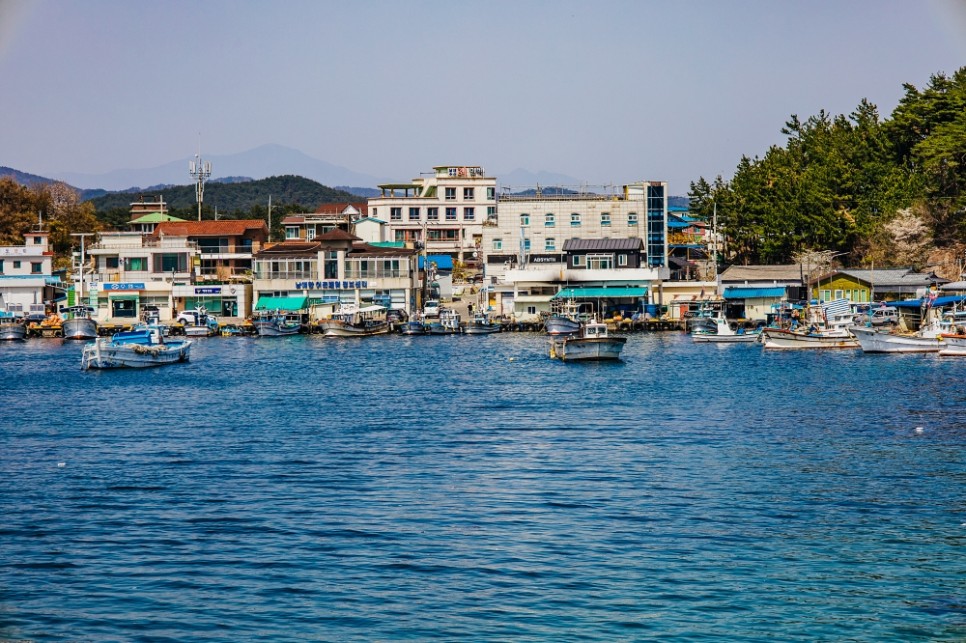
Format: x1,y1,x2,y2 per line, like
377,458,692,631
423,300,440,318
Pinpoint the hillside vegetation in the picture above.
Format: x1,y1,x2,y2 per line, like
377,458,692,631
689,67,966,277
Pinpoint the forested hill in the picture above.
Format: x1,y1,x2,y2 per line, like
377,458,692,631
89,175,359,224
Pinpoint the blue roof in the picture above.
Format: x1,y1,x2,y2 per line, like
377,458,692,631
887,294,966,308
419,255,453,270
723,286,786,299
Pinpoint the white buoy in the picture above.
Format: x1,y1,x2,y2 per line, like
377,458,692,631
57,462,66,467
914,427,924,434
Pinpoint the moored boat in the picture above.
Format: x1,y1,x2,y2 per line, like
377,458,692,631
549,319,626,361
253,310,302,336
427,308,461,335
0,313,26,341
691,310,760,343
462,313,502,335
399,320,428,335
61,305,99,340
939,334,966,356
852,325,942,353
81,326,192,370
761,298,858,349
321,304,389,337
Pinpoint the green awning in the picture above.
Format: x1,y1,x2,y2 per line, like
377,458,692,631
107,293,140,300
254,295,308,311
553,287,648,299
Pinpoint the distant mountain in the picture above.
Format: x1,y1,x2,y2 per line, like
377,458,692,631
53,144,391,192
87,174,359,216
0,166,58,188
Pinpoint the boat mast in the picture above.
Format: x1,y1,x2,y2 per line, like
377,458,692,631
71,232,94,308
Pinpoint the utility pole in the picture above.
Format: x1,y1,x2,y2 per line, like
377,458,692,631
71,232,94,306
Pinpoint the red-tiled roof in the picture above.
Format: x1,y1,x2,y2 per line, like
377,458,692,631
253,241,322,258
152,220,268,237
316,229,360,242
314,202,368,215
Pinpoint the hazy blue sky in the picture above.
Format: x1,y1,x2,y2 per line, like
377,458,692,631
1,0,964,193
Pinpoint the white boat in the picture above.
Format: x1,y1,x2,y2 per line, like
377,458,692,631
61,305,99,340
939,334,966,356
851,306,949,353
691,311,761,343
253,310,302,336
462,313,502,335
427,308,462,335
549,319,626,361
321,304,389,337
0,314,26,341
177,307,219,337
761,298,858,349
81,327,192,369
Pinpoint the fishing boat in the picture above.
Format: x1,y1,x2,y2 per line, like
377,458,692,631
851,304,949,353
939,334,966,356
61,305,99,340
0,313,26,341
399,320,428,335
549,319,626,361
176,307,219,337
252,310,302,336
81,326,191,370
427,308,462,335
761,298,858,349
692,317,761,343
462,313,502,335
544,298,587,336
321,304,389,337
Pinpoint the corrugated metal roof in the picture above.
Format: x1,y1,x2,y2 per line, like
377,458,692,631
719,264,803,282
562,237,643,251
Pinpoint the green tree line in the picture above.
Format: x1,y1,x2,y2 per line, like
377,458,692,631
689,67,966,271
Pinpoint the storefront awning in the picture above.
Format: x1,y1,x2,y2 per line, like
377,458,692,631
107,293,140,300
254,295,308,311
553,287,647,300
723,286,786,299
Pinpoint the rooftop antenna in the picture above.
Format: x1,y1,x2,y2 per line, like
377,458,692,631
189,137,212,221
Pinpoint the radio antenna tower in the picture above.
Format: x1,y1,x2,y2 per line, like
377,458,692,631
189,141,212,221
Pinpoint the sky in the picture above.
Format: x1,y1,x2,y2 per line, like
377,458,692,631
1,0,965,194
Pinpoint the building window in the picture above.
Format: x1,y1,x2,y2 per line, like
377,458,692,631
464,207,475,221
573,255,584,267
13,260,21,269
587,254,613,270
487,206,496,219
285,227,299,239
571,213,581,227
618,254,628,266
445,207,457,221
153,253,187,273
427,207,439,220
493,238,503,251
123,257,147,271
391,207,402,221
821,289,831,301
105,257,119,269
524,239,531,251
526,306,536,315
545,213,555,227
628,212,638,225
32,236,43,244
487,187,495,200
601,212,611,226
409,207,421,220
545,237,556,251
31,262,42,274
464,187,475,200
445,187,456,200
306,228,316,240
520,213,530,226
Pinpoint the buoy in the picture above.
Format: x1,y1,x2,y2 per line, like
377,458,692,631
57,462,66,467
914,426,924,434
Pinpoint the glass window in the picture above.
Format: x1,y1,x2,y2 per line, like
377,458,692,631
285,227,299,239
493,239,503,251
524,239,531,251
31,262,42,274
154,253,187,273
463,187,475,200
409,207,421,220
391,207,402,220
587,254,613,270
445,207,457,220
571,213,581,227
628,212,638,225
618,254,628,266
601,212,611,226
464,207,475,221
545,213,555,227
13,261,21,269
427,207,439,220
445,187,456,200
0,260,3,272
545,238,555,251
486,187,495,200
521,213,530,226
124,257,147,271
105,257,119,269
573,255,584,267
306,228,316,240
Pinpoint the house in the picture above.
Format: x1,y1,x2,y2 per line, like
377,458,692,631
814,268,948,303
0,230,58,320
718,264,805,321
366,166,497,268
127,195,186,233
151,219,269,281
282,203,366,241
251,229,419,318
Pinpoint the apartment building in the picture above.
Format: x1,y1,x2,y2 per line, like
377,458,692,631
0,230,57,319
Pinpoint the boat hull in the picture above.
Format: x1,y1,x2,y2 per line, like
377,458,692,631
852,326,941,353
692,330,761,343
254,322,301,336
550,336,627,361
545,316,581,336
939,334,966,356
0,322,26,341
463,324,501,335
399,321,427,335
81,338,192,369
323,322,389,337
761,328,857,349
62,318,98,340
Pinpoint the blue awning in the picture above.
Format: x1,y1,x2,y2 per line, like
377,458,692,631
723,286,786,299
887,295,966,308
419,255,453,270
553,287,647,299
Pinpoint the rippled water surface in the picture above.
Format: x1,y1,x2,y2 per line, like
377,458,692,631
1,333,965,641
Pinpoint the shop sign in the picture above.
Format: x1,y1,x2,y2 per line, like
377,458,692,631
194,287,222,294
294,280,370,289
101,282,144,290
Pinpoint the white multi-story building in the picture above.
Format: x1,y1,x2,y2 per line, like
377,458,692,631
367,165,497,267
0,230,57,319
479,182,673,320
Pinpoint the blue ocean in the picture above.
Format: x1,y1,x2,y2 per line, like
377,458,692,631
1,333,964,641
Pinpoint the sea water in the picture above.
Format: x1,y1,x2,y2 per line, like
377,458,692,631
1,333,964,641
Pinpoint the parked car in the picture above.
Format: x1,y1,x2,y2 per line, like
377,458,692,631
854,305,898,326
423,300,441,318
